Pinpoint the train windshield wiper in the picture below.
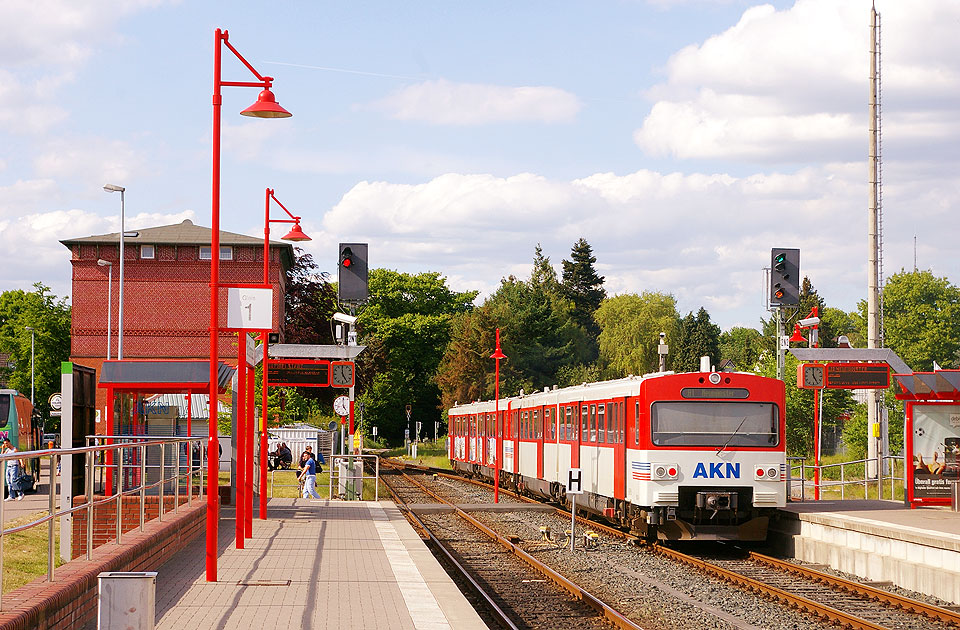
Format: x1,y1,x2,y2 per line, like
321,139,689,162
716,416,748,456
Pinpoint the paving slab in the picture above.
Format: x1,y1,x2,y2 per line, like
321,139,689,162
154,499,487,629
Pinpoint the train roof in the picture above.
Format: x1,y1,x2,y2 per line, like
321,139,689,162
449,371,678,415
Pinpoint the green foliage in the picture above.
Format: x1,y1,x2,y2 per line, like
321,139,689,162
594,292,679,377
672,307,721,372
719,326,764,371
359,270,476,444
757,351,855,457
0,284,71,426
857,269,960,371
840,388,905,460
437,247,587,408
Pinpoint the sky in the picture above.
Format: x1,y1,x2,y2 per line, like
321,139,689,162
1,0,958,332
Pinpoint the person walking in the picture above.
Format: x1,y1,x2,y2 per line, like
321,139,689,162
2,439,25,501
298,448,322,499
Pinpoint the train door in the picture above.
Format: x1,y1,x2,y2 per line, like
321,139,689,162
536,406,544,479
570,403,581,468
613,398,627,500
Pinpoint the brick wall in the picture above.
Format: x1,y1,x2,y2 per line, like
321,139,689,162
69,493,203,560
0,501,204,630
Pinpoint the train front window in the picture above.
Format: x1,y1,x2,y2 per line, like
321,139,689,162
651,401,779,447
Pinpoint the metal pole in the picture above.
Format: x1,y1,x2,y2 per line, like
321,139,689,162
570,494,576,552
235,341,245,549
245,368,254,538
159,442,165,522
813,390,821,500
116,446,123,544
1,454,6,608
140,443,146,531
118,189,125,360
775,308,785,381
86,450,94,560
207,28,224,582
29,328,35,405
48,454,56,581
866,3,881,480
106,265,112,359
175,440,180,514
259,333,268,519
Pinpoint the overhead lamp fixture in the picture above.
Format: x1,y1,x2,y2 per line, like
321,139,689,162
281,222,310,241
789,323,807,344
240,88,291,118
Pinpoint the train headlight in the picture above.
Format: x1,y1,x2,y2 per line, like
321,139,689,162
652,464,679,480
754,465,782,481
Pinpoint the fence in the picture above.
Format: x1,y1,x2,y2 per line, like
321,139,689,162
0,436,205,611
787,454,905,501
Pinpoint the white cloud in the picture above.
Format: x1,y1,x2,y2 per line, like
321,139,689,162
365,79,581,125
634,0,960,163
33,137,146,185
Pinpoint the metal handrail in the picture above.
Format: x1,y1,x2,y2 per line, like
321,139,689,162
787,454,904,500
327,454,380,501
0,436,206,612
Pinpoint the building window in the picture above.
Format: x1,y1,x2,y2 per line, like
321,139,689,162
199,246,233,260
140,244,155,259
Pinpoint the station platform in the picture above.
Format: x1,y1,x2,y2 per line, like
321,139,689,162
772,500,960,605
152,499,486,630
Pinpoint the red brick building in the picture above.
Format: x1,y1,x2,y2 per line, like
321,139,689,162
61,219,294,422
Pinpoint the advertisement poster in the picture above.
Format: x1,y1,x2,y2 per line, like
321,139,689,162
911,404,960,500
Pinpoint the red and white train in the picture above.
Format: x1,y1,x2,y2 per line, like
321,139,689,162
448,370,786,541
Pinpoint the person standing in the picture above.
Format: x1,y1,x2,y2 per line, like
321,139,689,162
2,439,25,501
298,449,322,499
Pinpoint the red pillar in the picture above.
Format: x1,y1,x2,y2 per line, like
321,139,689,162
235,339,245,548
245,366,254,537
259,333,268,518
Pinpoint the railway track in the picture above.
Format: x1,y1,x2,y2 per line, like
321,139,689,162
380,464,644,629
382,458,960,630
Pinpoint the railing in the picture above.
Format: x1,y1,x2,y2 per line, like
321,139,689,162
328,454,380,501
787,455,904,501
0,436,206,611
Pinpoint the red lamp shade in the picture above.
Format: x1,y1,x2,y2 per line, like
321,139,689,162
281,222,310,241
240,88,292,118
789,323,807,344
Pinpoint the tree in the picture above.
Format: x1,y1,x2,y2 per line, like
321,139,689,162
284,249,338,345
437,246,587,408
359,270,477,443
561,238,606,361
719,326,764,371
594,292,679,377
857,269,960,371
672,307,721,372
0,284,72,426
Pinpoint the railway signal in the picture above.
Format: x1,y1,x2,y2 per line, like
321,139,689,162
769,247,800,306
338,242,369,302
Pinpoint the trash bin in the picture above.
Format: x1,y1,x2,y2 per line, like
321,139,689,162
952,481,960,512
98,571,158,630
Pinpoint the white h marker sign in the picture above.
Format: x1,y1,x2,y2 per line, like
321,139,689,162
567,468,582,551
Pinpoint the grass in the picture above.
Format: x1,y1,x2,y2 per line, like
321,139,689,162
383,441,452,470
2,512,62,594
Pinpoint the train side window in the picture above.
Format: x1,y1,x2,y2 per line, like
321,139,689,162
548,408,555,440
597,404,606,443
635,401,640,445
533,409,540,439
588,405,596,442
563,406,571,441
620,402,625,443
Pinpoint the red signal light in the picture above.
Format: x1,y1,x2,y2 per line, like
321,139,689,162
339,246,354,269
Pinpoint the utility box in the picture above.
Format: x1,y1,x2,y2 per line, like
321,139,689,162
98,571,158,630
337,459,363,500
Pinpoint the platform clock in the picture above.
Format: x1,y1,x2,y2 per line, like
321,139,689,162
797,363,825,389
331,361,355,387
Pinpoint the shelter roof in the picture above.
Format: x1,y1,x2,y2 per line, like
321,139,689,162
98,360,235,392
895,370,960,401
255,344,366,365
788,348,910,375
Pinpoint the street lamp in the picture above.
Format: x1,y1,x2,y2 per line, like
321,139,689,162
103,184,125,359
24,327,35,405
490,328,506,504
208,28,291,583
259,188,309,519
97,259,113,360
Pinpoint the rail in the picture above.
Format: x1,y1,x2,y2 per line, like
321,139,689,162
787,455,904,501
0,436,206,612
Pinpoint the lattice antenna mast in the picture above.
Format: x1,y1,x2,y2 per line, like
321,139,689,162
876,10,885,346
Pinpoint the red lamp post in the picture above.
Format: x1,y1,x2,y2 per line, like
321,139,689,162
260,188,310,519
208,28,291,583
490,329,506,504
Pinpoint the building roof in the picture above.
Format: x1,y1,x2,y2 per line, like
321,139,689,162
60,218,293,250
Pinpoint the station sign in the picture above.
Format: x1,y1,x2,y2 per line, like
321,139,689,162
266,359,329,387
798,362,889,390
825,362,889,389
226,287,273,331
